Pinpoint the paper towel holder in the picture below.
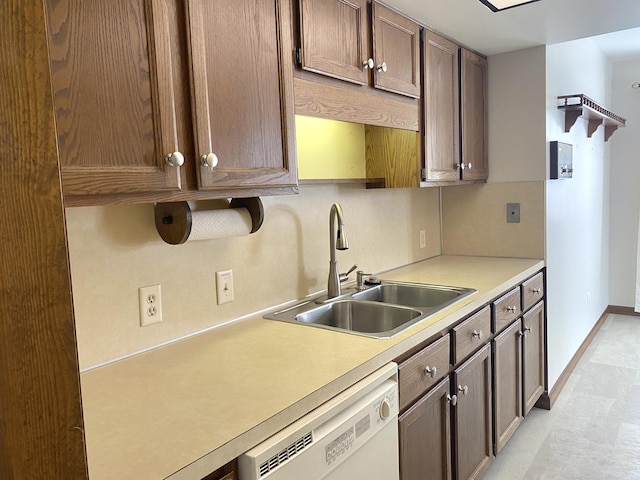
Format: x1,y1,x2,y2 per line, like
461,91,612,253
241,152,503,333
154,197,264,245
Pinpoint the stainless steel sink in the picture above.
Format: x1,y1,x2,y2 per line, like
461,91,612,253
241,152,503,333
264,281,476,338
351,282,475,310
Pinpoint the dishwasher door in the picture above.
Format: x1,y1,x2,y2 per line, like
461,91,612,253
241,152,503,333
238,363,399,480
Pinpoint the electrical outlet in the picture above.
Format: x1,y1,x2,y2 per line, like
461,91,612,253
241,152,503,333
216,270,234,305
419,230,426,249
139,285,162,326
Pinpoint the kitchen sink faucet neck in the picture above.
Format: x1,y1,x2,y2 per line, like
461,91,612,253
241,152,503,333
328,203,349,298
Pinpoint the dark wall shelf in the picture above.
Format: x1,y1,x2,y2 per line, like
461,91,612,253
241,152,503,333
558,94,626,141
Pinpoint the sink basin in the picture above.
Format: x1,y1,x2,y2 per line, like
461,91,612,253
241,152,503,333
351,282,475,310
264,281,476,338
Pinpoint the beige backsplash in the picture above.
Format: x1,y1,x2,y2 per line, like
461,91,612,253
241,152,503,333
441,181,545,259
67,185,442,370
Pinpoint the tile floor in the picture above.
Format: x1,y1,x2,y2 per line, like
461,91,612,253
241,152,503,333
483,314,640,480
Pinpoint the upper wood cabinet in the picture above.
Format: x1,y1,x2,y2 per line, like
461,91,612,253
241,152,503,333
423,30,460,182
46,0,297,206
187,0,297,191
422,35,488,184
46,0,183,198
460,48,488,181
296,0,420,99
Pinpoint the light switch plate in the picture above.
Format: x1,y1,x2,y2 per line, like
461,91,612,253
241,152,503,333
216,270,234,305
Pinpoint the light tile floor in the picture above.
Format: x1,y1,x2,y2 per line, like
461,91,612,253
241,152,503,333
483,314,640,480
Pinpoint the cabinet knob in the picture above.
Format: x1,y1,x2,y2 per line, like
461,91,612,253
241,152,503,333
524,326,532,333
200,152,219,171
376,62,387,73
459,162,466,170
472,329,483,340
363,58,374,70
424,366,437,379
446,393,457,407
458,385,468,396
467,163,472,170
532,288,542,294
164,152,184,168
506,306,517,314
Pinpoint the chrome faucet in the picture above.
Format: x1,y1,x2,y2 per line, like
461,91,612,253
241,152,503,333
327,203,349,298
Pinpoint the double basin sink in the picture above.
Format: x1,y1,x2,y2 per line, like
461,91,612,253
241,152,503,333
264,281,476,338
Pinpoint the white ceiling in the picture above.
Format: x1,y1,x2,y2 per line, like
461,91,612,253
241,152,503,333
384,0,640,60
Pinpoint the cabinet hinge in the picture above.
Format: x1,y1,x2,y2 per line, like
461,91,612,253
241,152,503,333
294,47,302,66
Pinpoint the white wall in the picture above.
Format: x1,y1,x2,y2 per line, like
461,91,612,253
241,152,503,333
609,58,640,307
545,39,611,389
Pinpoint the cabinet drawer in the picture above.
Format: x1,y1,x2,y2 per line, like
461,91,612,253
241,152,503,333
493,287,521,334
521,272,544,312
398,334,450,411
453,306,490,364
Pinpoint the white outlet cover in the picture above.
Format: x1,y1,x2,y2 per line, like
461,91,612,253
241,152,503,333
139,285,162,326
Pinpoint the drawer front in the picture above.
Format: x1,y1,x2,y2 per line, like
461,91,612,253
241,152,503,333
522,272,544,312
398,334,450,411
453,306,491,364
493,287,522,333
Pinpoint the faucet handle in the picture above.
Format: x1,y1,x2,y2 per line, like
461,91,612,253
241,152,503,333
339,264,358,283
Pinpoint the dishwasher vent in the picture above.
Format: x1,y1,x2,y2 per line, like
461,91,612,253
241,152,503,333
258,432,313,477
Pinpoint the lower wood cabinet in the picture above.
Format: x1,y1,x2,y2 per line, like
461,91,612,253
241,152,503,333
523,301,545,415
399,377,453,480
453,344,493,480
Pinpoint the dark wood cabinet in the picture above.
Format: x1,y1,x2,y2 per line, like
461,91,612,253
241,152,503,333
399,377,453,480
453,343,493,480
187,0,297,191
46,0,297,206
295,0,420,99
371,2,420,98
460,48,488,181
523,301,545,415
423,30,460,182
46,0,184,198
492,320,523,455
422,35,488,184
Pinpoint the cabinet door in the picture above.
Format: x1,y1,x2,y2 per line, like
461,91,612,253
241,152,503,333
523,301,545,415
493,320,523,455
399,377,452,480
298,0,370,85
187,0,297,190
372,2,420,98
453,344,493,480
46,0,182,197
423,30,460,181
460,49,488,181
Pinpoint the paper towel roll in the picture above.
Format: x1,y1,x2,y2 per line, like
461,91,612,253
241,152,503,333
187,207,253,241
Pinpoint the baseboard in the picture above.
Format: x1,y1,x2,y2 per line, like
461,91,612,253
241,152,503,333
608,305,640,317
540,306,611,410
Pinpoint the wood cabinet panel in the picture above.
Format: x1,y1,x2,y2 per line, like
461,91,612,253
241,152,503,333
493,320,523,455
187,0,297,190
453,344,493,480
460,48,488,181
423,30,460,182
46,0,182,196
493,287,522,334
399,377,452,480
372,2,420,98
453,306,491,364
299,0,369,85
522,272,544,312
523,301,545,415
398,334,450,411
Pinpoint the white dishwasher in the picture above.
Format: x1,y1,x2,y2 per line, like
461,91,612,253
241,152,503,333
238,363,399,480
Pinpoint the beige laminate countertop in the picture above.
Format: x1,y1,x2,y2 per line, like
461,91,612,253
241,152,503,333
81,255,544,480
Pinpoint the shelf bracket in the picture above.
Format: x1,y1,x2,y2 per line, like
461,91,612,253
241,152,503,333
557,94,626,141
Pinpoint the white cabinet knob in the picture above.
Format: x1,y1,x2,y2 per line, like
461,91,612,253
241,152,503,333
424,366,437,378
376,62,387,73
200,152,219,171
363,58,374,70
164,152,184,167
